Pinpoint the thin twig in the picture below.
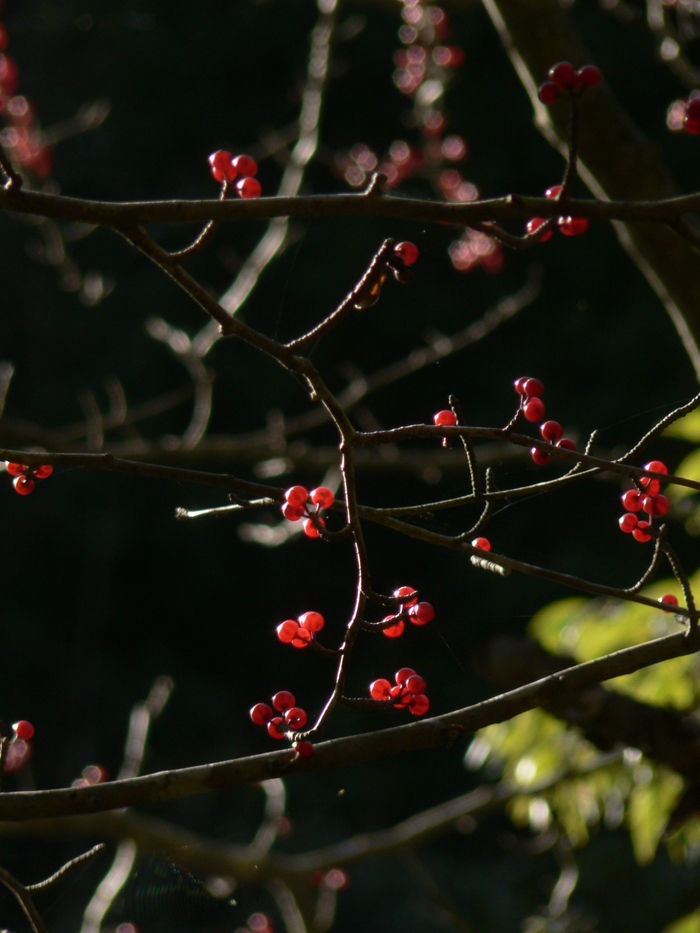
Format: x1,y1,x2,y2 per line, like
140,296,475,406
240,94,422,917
26,844,106,893
0,865,49,933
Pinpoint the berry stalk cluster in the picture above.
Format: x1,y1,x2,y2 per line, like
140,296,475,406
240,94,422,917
6,461,53,496
281,485,335,539
249,691,314,759
0,6,52,180
618,460,670,544
208,150,262,199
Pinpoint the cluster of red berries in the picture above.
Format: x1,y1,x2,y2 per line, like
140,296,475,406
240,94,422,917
537,62,602,105
4,719,34,775
527,185,589,242
394,0,502,275
282,485,335,539
277,610,325,649
369,668,430,716
513,377,576,464
249,691,314,758
436,166,476,203
667,92,700,135
72,763,108,789
394,1,464,98
381,586,434,639
208,151,262,199
448,228,504,274
339,141,425,190
6,461,53,496
618,460,670,543
0,11,52,180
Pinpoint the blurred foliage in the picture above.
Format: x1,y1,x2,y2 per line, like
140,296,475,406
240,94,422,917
472,575,700,869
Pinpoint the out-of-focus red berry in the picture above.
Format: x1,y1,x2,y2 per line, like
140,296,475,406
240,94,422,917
12,720,34,740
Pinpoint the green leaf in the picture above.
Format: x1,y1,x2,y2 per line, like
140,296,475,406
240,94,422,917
627,766,683,865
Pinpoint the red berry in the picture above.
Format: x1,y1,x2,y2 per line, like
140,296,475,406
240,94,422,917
405,674,427,694
523,398,545,423
619,513,639,533
472,537,491,551
248,914,272,931
621,490,643,512
285,485,309,507
394,241,419,266
558,216,589,237
537,82,559,105
526,218,553,242
250,703,273,726
6,462,26,477
433,409,457,427
12,720,34,741
277,620,299,643
660,594,679,607
642,494,669,517
284,707,308,730
323,869,349,890
237,177,262,199
408,601,434,625
395,667,417,685
33,465,53,480
303,516,325,538
531,448,552,466
540,421,563,443
394,586,418,607
291,627,313,649
545,185,562,200
549,61,577,91
232,154,258,177
370,678,392,700
642,461,668,482
514,377,530,395
299,611,325,633
272,691,296,712
267,717,286,740
687,98,700,121
632,520,653,543
208,150,237,183
310,487,334,509
282,502,305,521
642,479,662,496
578,65,602,88
557,438,576,452
382,617,405,638
408,694,430,716
82,764,107,785
685,115,700,135
293,740,314,758
432,45,465,68
523,378,544,398
13,475,34,496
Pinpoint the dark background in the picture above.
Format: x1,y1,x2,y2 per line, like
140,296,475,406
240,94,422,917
1,1,700,931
